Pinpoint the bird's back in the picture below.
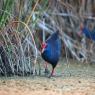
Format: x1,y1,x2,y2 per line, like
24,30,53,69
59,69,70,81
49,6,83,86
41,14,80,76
83,27,95,41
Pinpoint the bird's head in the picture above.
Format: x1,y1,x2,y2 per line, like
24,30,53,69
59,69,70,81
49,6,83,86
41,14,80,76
41,43,47,53
80,23,84,30
77,22,84,37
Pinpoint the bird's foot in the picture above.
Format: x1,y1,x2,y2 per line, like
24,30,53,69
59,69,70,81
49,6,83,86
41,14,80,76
48,74,52,78
48,73,63,78
44,68,50,75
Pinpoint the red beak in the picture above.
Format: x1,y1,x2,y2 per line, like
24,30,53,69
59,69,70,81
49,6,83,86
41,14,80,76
41,43,47,53
41,48,45,53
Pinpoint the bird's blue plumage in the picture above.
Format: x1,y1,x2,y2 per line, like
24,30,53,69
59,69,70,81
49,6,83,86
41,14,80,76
41,31,61,68
82,27,95,41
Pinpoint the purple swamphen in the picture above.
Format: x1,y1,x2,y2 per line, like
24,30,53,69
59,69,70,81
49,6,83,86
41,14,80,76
79,22,95,41
41,30,61,77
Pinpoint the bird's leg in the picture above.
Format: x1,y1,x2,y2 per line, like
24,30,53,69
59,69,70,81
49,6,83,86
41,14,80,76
48,68,55,78
44,62,50,75
51,68,55,76
44,62,48,69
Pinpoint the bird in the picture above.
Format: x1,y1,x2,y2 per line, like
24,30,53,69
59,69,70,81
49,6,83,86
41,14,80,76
79,22,95,41
41,30,61,77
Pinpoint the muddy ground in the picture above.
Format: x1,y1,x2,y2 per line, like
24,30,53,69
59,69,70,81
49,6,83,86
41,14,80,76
0,60,95,95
